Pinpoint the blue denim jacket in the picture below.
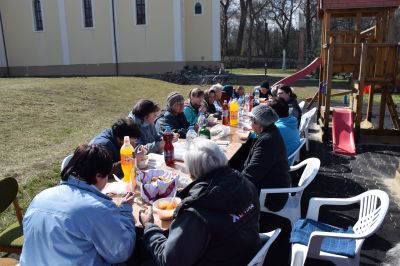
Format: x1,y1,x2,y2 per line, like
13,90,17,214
20,176,136,266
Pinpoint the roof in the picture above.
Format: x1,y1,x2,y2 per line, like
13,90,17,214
320,0,400,10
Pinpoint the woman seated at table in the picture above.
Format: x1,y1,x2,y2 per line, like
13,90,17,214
210,83,223,112
204,88,221,119
240,104,292,265
155,91,190,138
183,88,207,126
21,144,136,265
139,139,261,266
277,85,302,127
266,97,301,160
129,99,178,154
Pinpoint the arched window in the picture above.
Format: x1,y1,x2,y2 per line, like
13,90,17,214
194,2,202,15
135,0,146,25
32,0,43,31
83,0,93,28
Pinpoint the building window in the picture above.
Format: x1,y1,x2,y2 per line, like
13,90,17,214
33,0,43,31
136,0,146,25
83,0,93,28
194,2,202,15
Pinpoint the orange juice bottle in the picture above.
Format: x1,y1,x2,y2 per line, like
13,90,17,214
120,136,136,190
229,99,239,126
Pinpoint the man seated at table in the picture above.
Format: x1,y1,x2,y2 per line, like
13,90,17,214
90,118,142,175
253,81,272,100
155,92,190,138
20,144,136,265
183,88,207,126
204,88,222,119
139,139,261,266
267,97,301,163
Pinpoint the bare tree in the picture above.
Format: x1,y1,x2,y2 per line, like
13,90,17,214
246,0,270,67
235,0,249,55
221,0,232,56
268,0,301,69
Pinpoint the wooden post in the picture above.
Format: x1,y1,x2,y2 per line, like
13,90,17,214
355,43,368,142
323,42,334,140
379,87,388,130
366,85,375,122
387,94,400,130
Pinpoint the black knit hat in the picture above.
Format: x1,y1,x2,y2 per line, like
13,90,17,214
167,92,185,107
260,81,270,89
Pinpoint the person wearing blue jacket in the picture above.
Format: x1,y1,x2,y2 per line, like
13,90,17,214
20,144,136,266
267,97,301,164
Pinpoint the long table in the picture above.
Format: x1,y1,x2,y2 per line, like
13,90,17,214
107,125,246,229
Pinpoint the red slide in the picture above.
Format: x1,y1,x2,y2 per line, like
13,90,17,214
332,109,356,156
272,57,322,87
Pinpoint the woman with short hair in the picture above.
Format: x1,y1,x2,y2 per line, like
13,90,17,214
21,144,136,265
129,99,177,154
204,88,221,119
139,139,261,266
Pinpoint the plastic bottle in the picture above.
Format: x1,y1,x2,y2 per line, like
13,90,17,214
254,87,260,107
186,126,197,147
197,112,206,128
249,95,254,111
222,100,229,126
120,136,135,190
163,126,175,167
229,99,239,126
198,124,211,139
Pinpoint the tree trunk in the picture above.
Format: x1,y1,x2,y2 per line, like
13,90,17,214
246,1,254,68
220,1,230,56
305,0,312,63
235,0,248,55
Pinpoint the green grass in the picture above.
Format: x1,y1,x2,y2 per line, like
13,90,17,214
228,68,297,75
0,77,201,231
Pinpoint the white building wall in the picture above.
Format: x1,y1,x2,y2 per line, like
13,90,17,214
0,0,64,67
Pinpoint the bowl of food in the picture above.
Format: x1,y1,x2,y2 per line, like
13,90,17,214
152,197,181,220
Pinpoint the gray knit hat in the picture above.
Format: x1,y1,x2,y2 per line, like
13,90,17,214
250,104,279,127
167,92,184,107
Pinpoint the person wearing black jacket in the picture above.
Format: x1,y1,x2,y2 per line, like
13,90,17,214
155,92,190,138
242,104,292,265
139,139,261,266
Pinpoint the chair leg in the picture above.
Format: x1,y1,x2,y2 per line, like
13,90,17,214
290,247,306,266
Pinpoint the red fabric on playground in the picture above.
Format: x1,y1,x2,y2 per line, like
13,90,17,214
363,85,371,94
332,109,356,156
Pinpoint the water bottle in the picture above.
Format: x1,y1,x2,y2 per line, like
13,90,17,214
254,87,260,107
197,112,206,128
186,126,197,148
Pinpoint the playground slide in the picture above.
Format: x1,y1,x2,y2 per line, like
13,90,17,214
332,109,356,156
272,57,322,87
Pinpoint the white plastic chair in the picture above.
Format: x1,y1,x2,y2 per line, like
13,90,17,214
298,101,306,110
61,154,73,171
288,138,306,166
299,107,317,151
259,158,321,228
290,189,389,266
247,229,281,266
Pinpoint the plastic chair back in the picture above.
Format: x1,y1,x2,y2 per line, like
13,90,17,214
247,229,281,266
61,154,73,172
0,178,19,213
353,190,389,237
288,138,306,166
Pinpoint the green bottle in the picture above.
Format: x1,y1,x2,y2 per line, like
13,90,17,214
198,125,211,139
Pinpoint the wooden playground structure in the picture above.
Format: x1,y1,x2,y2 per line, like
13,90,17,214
315,0,400,143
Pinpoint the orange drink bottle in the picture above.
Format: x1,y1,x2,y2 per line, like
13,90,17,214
120,136,136,191
229,99,239,126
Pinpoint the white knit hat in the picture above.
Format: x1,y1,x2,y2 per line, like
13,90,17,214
250,105,278,127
